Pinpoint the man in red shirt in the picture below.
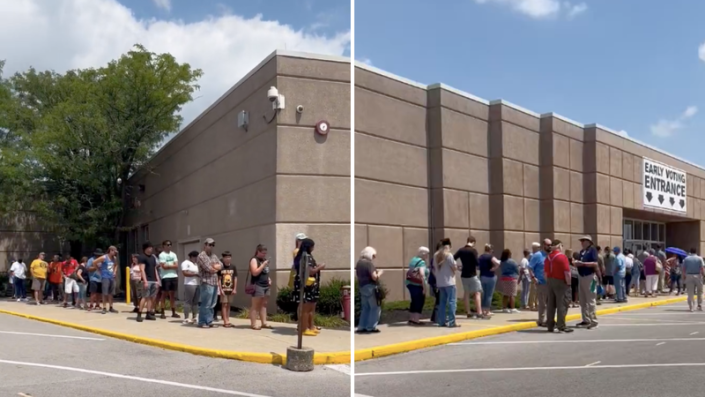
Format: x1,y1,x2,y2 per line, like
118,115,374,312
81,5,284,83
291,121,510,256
62,254,79,308
545,240,574,333
47,255,64,302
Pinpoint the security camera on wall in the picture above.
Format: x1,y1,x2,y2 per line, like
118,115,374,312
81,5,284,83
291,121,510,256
267,86,285,110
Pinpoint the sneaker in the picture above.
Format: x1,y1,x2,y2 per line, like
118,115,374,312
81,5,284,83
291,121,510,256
575,321,590,327
189,318,197,324
182,319,190,325
136,315,143,322
101,309,107,314
511,309,520,314
171,313,180,319
109,307,118,313
503,308,511,313
132,307,139,313
587,322,599,329
16,299,20,302
558,328,574,333
160,313,167,319
146,314,157,321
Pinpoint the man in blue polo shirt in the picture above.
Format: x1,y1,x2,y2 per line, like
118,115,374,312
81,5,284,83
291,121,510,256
575,235,601,329
528,239,550,326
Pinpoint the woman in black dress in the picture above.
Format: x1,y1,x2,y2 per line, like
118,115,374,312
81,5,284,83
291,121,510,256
293,238,325,336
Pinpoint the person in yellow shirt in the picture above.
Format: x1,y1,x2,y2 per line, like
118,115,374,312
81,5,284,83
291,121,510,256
30,252,48,305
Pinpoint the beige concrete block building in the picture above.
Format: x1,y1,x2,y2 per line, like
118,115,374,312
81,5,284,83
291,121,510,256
122,51,351,309
355,62,705,300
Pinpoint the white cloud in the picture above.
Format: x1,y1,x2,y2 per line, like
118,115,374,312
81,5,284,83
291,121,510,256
650,106,698,138
0,0,350,142
152,0,171,12
474,0,587,19
616,130,629,137
358,57,373,66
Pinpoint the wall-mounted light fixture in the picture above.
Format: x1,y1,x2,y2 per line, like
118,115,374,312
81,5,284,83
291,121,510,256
238,110,249,132
264,86,285,124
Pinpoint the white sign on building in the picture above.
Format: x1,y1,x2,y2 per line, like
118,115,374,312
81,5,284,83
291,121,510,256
642,158,687,213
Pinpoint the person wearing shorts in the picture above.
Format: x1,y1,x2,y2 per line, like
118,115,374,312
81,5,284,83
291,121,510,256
158,240,180,319
249,244,272,330
87,249,103,310
61,254,79,308
30,252,48,305
217,251,237,328
93,246,119,314
136,242,161,322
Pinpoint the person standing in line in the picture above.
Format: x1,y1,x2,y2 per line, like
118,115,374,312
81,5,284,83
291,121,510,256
30,253,48,305
566,250,580,308
47,254,63,302
180,251,200,324
497,249,520,313
613,247,627,303
61,254,79,308
217,251,237,328
10,259,27,302
528,240,550,327
545,240,573,333
289,233,308,289
75,257,89,310
520,249,532,310
575,236,600,329
596,246,605,305
628,250,641,296
624,249,634,296
406,247,430,325
428,242,442,323
92,246,119,314
196,238,222,328
682,248,705,312
643,249,660,297
249,245,273,330
602,247,616,300
434,238,459,328
136,242,161,322
356,246,382,334
478,244,499,318
157,240,180,319
294,239,325,335
656,244,668,294
87,249,103,311
455,236,483,319
129,254,143,313
667,253,682,295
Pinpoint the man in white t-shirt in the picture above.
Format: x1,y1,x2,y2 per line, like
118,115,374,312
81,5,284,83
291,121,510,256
10,259,27,301
180,251,200,324
158,240,180,319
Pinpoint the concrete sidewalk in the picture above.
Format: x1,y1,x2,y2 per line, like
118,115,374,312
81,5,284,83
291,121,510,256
0,299,350,364
354,294,686,351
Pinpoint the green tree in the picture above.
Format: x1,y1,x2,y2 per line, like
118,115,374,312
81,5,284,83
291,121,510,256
0,45,203,250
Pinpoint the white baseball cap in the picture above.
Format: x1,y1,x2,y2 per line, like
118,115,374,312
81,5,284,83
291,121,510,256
295,233,307,240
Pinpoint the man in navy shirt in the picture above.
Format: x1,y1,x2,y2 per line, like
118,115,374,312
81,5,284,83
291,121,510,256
575,235,602,329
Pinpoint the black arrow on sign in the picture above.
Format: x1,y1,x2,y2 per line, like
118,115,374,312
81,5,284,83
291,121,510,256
680,199,686,208
670,197,676,206
646,192,653,202
658,194,665,204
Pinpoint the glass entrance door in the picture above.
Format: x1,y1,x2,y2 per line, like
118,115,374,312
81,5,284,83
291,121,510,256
623,219,666,255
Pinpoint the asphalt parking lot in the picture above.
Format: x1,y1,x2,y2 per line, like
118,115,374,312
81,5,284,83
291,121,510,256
0,314,350,397
355,302,705,397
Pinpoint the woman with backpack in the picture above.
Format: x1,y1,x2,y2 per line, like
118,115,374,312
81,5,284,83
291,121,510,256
406,247,430,325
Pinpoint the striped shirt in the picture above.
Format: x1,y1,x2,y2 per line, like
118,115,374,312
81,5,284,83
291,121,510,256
197,251,220,286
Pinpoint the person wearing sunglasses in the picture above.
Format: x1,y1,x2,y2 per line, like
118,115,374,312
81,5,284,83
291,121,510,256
196,238,223,328
158,240,180,319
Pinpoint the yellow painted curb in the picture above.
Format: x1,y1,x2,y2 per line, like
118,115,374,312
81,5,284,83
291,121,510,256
0,309,351,365
353,296,687,362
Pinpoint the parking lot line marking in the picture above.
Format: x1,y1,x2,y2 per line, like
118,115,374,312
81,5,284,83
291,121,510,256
599,322,705,327
585,361,600,367
691,332,699,335
450,337,705,346
0,359,272,396
605,316,698,323
356,363,705,377
656,342,666,346
325,364,351,375
0,331,104,341
603,312,701,316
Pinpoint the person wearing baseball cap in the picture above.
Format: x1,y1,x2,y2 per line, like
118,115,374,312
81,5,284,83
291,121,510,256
544,240,573,333
575,235,600,329
289,233,309,289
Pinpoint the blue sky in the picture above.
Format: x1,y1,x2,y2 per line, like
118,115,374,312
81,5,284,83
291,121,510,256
118,0,350,55
356,0,705,166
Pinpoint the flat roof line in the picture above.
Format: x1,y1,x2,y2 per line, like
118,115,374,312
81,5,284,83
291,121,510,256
132,50,350,180
357,64,705,174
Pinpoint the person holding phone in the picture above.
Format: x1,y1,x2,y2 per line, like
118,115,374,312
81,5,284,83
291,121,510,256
248,245,271,330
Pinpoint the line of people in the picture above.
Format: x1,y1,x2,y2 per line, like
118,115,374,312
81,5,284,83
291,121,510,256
8,234,327,334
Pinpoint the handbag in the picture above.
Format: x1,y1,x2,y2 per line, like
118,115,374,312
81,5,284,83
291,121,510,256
406,259,424,284
244,266,255,295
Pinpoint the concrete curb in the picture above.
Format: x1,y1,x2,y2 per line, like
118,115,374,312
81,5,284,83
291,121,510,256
353,296,687,362
0,309,351,365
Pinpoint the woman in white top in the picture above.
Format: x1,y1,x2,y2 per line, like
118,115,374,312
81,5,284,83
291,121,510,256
434,238,459,328
519,249,531,310
181,251,201,324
